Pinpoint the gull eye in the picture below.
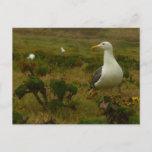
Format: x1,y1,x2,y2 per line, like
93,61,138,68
102,43,105,45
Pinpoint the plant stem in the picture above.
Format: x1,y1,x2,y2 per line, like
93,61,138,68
33,92,44,106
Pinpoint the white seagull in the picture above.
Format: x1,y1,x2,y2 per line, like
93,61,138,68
27,53,35,60
61,47,66,53
90,41,123,109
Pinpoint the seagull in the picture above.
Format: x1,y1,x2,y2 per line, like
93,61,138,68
90,41,123,109
61,47,66,53
27,53,35,60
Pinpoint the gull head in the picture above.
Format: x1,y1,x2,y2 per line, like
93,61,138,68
92,41,113,51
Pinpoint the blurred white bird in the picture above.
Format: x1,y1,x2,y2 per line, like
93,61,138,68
27,53,35,60
61,47,66,53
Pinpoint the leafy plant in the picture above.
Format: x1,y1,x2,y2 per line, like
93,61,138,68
124,70,129,79
50,79,67,101
85,62,101,72
78,118,107,124
105,103,137,124
15,76,48,106
36,64,48,76
14,84,27,99
66,84,77,100
13,111,23,124
13,111,29,124
47,99,63,113
49,79,78,111
35,50,45,60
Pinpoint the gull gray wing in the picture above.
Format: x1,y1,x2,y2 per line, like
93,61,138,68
90,66,102,89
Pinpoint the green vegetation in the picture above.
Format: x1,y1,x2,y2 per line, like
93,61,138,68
13,28,139,124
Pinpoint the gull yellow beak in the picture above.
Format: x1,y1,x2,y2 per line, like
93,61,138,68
91,45,100,51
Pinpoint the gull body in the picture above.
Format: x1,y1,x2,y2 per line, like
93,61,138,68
61,47,66,53
95,49,123,89
27,53,35,60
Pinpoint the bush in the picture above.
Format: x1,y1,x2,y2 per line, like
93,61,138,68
78,118,107,124
24,76,45,93
14,84,27,99
13,111,24,124
36,64,48,76
13,52,20,61
129,115,140,124
105,103,137,124
134,62,139,70
85,62,101,72
19,60,36,75
35,51,45,60
47,99,63,113
64,55,83,68
50,79,67,101
49,54,83,68
66,84,77,100
124,70,129,79
15,76,47,106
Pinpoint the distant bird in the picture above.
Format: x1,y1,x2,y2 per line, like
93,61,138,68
61,47,66,53
89,42,123,109
27,53,35,60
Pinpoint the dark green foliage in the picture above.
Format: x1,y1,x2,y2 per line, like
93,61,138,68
47,99,63,113
64,55,83,68
78,118,107,124
13,52,20,61
35,50,45,60
15,76,47,106
49,54,64,66
129,115,140,124
66,101,79,110
105,103,136,124
85,62,101,72
13,111,23,124
50,79,67,101
13,111,29,124
124,70,129,79
14,84,27,99
19,60,35,75
134,62,139,70
49,79,78,111
128,75,135,83
24,76,45,93
49,54,83,68
36,64,48,76
116,55,139,70
66,84,77,100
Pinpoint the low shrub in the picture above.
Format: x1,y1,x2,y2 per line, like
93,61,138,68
124,70,129,79
36,64,49,76
49,79,78,111
66,84,77,100
14,84,27,99
85,62,101,72
47,99,63,113
15,76,48,106
49,54,83,68
13,52,20,61
50,79,67,101
13,111,23,124
35,50,45,60
24,76,45,93
78,118,107,124
105,103,137,124
13,110,29,124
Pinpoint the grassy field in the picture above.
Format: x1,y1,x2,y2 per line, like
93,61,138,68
13,28,140,124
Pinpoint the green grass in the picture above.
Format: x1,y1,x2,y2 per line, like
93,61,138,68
13,28,140,124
